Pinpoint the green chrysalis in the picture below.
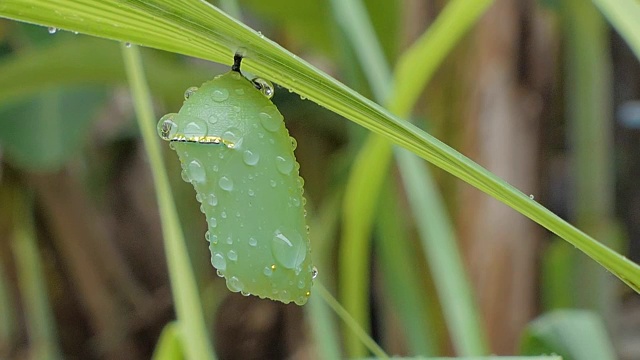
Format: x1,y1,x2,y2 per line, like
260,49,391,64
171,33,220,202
157,55,315,305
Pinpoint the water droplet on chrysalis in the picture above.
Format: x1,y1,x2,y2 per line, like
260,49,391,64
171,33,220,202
48,26,57,34
271,229,306,270
157,113,178,140
184,86,198,100
219,176,234,191
252,78,274,99
243,150,260,166
211,88,229,102
187,159,206,183
212,253,227,271
276,156,294,175
227,276,243,292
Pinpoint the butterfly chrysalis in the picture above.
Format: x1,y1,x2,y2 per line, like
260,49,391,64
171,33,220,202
157,54,315,305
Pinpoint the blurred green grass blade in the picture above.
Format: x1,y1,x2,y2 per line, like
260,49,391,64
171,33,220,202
388,0,494,115
561,0,618,313
592,0,640,61
362,357,562,360
0,38,211,108
315,283,389,360
396,151,487,355
0,87,105,171
152,322,185,360
121,44,216,360
11,190,63,360
307,194,343,360
334,0,489,355
0,0,639,295
519,310,616,360
330,0,392,102
0,257,15,349
376,185,438,356
307,295,342,360
339,134,390,356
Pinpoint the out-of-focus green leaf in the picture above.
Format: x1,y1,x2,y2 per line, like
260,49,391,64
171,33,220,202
334,0,490,356
238,0,398,60
1,0,638,297
376,184,437,356
0,255,16,354
122,44,216,360
520,310,616,360
0,87,105,171
592,0,640,61
541,238,578,310
152,322,185,360
0,38,213,108
11,189,62,360
362,357,562,360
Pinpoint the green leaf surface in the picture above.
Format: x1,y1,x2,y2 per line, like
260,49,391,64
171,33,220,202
0,86,105,171
520,310,616,360
592,0,640,61
0,0,638,296
0,37,213,108
122,44,216,360
334,0,491,356
152,322,185,360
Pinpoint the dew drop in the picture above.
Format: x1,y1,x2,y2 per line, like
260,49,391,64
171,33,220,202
226,236,233,244
248,237,257,247
243,150,260,166
227,250,238,261
221,211,228,219
270,179,277,188
211,234,218,244
219,176,234,191
157,113,178,140
187,160,206,183
208,194,218,206
271,229,307,270
276,156,294,175
248,189,255,197
297,280,305,289
212,253,227,271
216,270,224,277
205,231,210,241
227,276,243,292
529,194,535,200
290,136,298,150
259,107,282,132
292,197,300,207
208,114,219,124
182,118,208,139
312,266,318,279
263,266,273,277
180,170,190,183
125,42,132,48
211,88,229,102
223,128,243,148
252,78,274,99
48,26,57,34
294,296,307,305
209,217,217,228
184,86,198,100
195,193,203,203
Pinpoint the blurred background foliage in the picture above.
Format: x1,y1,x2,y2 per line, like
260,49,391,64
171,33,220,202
0,0,640,359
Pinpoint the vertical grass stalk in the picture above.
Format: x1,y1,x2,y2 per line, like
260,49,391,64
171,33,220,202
121,43,216,360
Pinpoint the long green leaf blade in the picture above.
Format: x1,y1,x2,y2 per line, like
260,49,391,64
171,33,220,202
0,0,638,295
